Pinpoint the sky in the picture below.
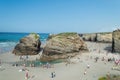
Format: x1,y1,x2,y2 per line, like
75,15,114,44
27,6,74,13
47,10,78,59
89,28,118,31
0,0,120,33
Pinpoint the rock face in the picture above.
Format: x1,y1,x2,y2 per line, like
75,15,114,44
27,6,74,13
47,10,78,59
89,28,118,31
80,32,112,43
40,33,88,61
112,30,120,53
97,33,112,43
81,33,97,41
13,33,41,55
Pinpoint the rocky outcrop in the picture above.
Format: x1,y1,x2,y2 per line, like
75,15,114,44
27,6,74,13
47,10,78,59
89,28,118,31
97,33,112,43
13,33,41,55
80,32,112,43
112,30,120,53
81,33,97,41
40,33,88,61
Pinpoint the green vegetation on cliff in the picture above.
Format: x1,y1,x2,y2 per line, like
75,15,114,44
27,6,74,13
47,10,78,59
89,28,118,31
30,32,40,39
58,32,77,36
47,32,78,41
55,32,77,39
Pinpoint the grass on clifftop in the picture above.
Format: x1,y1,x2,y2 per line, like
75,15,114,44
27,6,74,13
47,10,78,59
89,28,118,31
57,32,77,37
48,32,78,40
53,32,78,40
30,32,39,39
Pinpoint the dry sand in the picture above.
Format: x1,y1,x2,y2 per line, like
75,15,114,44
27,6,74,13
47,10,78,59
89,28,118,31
0,42,120,80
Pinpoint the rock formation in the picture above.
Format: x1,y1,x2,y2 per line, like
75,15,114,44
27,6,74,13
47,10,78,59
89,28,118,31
40,32,88,61
112,30,120,53
81,33,97,41
97,33,112,43
80,32,112,43
13,33,41,55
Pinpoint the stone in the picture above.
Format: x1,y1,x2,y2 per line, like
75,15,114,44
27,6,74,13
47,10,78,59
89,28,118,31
81,33,97,41
112,30,120,53
13,33,41,55
97,33,112,43
80,32,112,43
40,32,88,61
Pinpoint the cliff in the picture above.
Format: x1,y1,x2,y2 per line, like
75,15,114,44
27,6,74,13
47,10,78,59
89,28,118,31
40,32,88,61
112,30,120,53
80,32,112,43
13,33,41,55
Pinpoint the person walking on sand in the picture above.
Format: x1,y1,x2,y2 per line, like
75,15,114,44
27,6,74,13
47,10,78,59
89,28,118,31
51,72,54,80
53,71,56,78
23,64,26,71
95,57,99,62
84,69,87,75
102,57,105,61
51,71,56,80
87,64,90,69
25,70,29,80
46,62,49,68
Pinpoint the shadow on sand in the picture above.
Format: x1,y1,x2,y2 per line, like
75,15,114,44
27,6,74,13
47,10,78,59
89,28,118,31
104,46,112,52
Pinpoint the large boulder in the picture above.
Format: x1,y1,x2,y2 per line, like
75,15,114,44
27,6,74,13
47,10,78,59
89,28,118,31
40,32,88,61
13,33,41,55
112,30,120,53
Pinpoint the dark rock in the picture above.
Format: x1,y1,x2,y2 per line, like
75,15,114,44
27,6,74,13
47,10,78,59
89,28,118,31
112,30,120,53
40,32,88,61
13,33,41,55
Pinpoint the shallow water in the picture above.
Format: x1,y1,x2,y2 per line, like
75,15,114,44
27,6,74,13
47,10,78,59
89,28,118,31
0,32,49,54
12,59,65,67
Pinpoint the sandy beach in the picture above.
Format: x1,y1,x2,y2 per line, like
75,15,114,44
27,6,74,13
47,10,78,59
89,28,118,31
0,41,120,80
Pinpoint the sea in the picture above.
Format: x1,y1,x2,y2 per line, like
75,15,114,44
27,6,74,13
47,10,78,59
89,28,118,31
0,32,49,54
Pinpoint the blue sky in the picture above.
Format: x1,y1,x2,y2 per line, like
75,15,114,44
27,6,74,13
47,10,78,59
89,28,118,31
0,0,120,33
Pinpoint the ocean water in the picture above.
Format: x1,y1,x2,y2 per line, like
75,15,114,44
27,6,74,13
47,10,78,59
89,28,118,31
0,32,49,54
